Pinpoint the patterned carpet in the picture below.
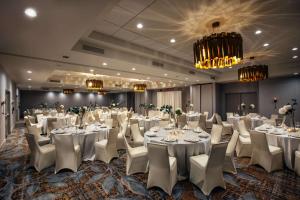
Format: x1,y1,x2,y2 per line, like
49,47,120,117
1,126,300,200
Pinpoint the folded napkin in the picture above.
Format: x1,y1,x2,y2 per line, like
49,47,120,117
193,127,202,133
183,125,189,130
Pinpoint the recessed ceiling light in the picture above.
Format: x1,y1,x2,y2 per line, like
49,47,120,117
90,69,94,72
255,30,262,35
147,77,150,79
164,73,168,76
28,85,32,88
185,77,188,80
24,7,37,18
292,47,298,51
229,67,232,69
62,55,69,59
67,73,71,76
27,70,32,74
196,80,199,82
117,73,120,76
136,23,143,29
292,55,298,59
27,78,32,81
170,38,176,43
102,62,107,66
132,67,136,71
263,43,269,47
293,72,299,75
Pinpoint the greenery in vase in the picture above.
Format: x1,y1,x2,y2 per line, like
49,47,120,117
139,103,156,110
160,105,172,114
279,99,297,129
175,108,182,116
110,101,120,108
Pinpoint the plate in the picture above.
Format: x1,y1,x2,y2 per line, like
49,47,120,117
198,133,209,138
145,132,157,137
184,138,200,143
163,138,177,142
193,128,202,133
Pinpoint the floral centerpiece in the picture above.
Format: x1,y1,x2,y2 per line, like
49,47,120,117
110,101,119,108
160,105,172,114
249,104,255,110
240,102,246,115
278,99,297,131
68,106,87,129
139,103,156,116
175,107,182,116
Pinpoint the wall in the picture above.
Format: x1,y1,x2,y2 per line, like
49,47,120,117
0,66,17,147
259,76,300,121
19,90,132,117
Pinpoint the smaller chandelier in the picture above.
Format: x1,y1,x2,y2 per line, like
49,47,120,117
63,89,74,94
193,22,243,69
238,65,268,82
86,79,103,90
133,84,146,92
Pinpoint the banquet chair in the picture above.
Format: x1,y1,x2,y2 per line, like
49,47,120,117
130,123,144,147
54,134,81,173
95,128,119,163
130,118,145,134
237,120,250,137
226,112,233,120
124,136,148,175
147,143,177,195
211,124,223,144
249,131,283,172
295,149,300,176
159,119,170,128
36,114,44,124
177,114,187,128
203,111,209,120
27,125,50,146
105,118,113,129
199,114,207,130
270,114,278,120
25,133,55,172
243,117,252,130
206,113,216,130
24,116,43,129
223,131,239,174
117,121,128,150
215,114,233,135
111,113,119,128
189,142,228,196
188,120,199,129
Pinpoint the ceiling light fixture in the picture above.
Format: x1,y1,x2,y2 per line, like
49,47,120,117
27,70,32,74
133,84,146,92
136,23,143,29
132,67,136,71
193,21,243,69
164,73,168,76
292,55,298,59
90,69,94,72
86,79,103,90
102,62,107,66
238,65,268,82
27,78,32,81
117,73,120,76
63,89,74,94
292,47,298,51
255,30,262,35
263,43,269,47
293,72,299,75
170,38,176,43
24,7,37,18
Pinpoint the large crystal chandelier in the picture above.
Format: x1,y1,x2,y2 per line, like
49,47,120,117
193,22,243,69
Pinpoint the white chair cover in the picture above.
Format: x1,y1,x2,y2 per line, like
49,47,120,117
124,136,148,175
295,150,300,176
223,131,239,174
249,131,283,172
211,124,223,144
237,120,250,137
95,128,119,163
27,125,50,146
147,143,177,195
105,118,113,129
117,121,128,150
53,134,81,173
130,123,144,147
189,142,228,195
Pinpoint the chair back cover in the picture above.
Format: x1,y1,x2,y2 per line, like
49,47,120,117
147,143,170,172
203,111,209,119
25,132,41,154
238,120,250,137
105,118,113,129
244,117,252,130
107,128,118,150
211,124,223,144
206,142,228,171
130,118,139,125
131,123,142,141
226,130,239,156
250,131,270,153
199,114,207,129
36,114,43,124
215,114,223,125
53,134,77,165
177,114,187,128
27,125,42,139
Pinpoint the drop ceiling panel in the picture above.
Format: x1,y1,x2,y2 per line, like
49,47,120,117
104,6,135,27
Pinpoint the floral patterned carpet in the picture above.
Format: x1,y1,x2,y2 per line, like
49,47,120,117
1,125,300,200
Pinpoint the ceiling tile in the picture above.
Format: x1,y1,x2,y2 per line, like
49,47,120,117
118,0,154,15
113,28,139,41
104,6,135,27
94,20,119,35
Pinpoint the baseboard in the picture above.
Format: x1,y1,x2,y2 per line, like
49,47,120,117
0,139,5,149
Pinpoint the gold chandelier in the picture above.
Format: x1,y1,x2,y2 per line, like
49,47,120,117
193,22,243,69
63,89,74,94
86,79,103,90
133,84,146,92
238,65,268,82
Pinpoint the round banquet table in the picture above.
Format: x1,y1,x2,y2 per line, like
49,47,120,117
186,112,201,121
255,124,300,170
131,116,160,132
51,124,110,161
144,128,211,180
227,116,264,130
40,115,75,134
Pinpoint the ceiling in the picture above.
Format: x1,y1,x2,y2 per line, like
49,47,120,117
0,0,299,91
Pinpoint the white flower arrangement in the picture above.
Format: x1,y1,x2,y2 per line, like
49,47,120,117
249,104,255,109
278,104,292,115
190,103,194,107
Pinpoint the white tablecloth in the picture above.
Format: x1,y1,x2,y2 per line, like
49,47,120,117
144,128,211,180
131,116,161,132
186,112,201,121
228,116,264,130
40,115,75,133
51,125,110,161
255,124,300,170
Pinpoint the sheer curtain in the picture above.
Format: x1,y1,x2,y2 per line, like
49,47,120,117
157,91,182,110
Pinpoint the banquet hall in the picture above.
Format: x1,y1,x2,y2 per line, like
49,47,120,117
0,0,300,199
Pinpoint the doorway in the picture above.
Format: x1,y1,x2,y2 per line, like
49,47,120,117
225,92,258,115
5,90,11,137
